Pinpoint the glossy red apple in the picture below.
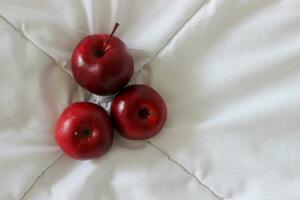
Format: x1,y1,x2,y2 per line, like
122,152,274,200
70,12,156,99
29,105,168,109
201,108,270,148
55,102,113,160
71,23,133,95
111,85,167,140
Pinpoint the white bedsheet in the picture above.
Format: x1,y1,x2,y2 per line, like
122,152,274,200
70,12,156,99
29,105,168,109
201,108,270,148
0,1,300,199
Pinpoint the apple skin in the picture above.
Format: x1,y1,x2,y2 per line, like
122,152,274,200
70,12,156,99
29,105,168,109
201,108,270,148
71,34,133,95
111,85,167,140
55,102,113,160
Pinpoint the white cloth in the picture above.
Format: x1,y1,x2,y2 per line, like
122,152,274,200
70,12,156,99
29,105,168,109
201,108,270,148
0,0,300,199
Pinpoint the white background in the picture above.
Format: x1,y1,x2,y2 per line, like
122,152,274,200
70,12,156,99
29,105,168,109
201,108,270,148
0,0,300,199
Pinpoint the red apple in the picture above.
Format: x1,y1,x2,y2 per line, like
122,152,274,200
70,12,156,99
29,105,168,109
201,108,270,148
55,102,113,160
71,23,133,95
111,85,167,140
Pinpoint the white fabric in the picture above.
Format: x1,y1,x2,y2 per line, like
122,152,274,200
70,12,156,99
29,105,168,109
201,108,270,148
0,0,300,199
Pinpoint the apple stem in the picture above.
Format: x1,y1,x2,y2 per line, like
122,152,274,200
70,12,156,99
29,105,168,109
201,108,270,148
103,22,120,51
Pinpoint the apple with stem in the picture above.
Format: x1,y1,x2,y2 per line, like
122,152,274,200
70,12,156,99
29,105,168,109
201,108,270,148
71,23,133,95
